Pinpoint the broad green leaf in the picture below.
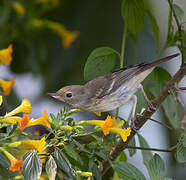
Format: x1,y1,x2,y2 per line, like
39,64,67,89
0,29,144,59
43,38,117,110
84,47,119,81
146,154,165,180
173,4,184,22
147,11,159,45
121,0,146,36
112,162,146,180
138,134,153,165
175,135,186,163
46,156,57,180
115,151,127,162
21,150,42,180
152,67,179,129
128,137,136,157
88,160,102,180
64,145,83,165
54,148,74,179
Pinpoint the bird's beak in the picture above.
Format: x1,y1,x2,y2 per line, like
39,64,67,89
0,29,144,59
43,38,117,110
47,92,60,99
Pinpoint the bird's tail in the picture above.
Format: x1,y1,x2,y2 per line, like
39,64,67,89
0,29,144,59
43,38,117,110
147,53,179,69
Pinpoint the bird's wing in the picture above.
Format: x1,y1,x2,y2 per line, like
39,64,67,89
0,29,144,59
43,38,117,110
85,65,145,99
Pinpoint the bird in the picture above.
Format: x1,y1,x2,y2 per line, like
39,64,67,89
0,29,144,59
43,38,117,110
48,53,179,128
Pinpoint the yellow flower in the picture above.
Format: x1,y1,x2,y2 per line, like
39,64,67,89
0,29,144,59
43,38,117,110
5,99,32,117
0,116,22,125
25,110,51,128
102,115,117,135
0,78,15,96
9,137,47,155
0,148,24,172
0,44,13,65
12,2,25,16
76,171,92,177
79,115,131,142
60,125,73,131
45,21,79,48
0,96,2,106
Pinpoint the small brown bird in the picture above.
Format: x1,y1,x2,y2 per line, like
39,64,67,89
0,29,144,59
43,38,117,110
48,54,179,127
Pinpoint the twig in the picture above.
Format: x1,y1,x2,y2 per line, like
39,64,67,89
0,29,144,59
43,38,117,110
127,146,172,152
102,63,186,175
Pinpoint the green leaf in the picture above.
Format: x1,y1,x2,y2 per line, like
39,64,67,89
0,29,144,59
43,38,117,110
175,138,186,163
88,160,102,180
152,67,179,129
64,145,83,165
146,154,165,180
21,150,42,180
46,156,57,180
84,47,119,81
128,137,136,157
54,148,74,179
138,134,153,165
115,151,127,162
147,11,159,45
173,4,184,22
112,162,146,180
121,0,146,36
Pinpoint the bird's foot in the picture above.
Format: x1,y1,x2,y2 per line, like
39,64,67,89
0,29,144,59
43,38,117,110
147,100,156,112
130,117,138,132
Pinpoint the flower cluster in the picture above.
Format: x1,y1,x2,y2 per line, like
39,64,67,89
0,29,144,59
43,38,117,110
0,45,15,96
79,115,131,142
0,97,50,172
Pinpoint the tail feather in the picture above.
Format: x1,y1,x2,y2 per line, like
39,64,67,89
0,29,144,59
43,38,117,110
147,53,180,69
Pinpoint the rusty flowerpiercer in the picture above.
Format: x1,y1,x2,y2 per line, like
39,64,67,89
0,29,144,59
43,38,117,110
48,53,179,128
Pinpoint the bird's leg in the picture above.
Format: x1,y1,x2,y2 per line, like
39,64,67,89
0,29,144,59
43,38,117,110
138,84,156,111
130,95,137,131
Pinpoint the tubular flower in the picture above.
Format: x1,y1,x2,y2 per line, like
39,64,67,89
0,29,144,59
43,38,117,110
12,2,25,16
45,21,79,48
9,137,47,158
0,79,15,96
0,95,2,106
25,110,51,128
0,116,22,125
1,149,24,171
60,125,73,131
0,44,13,65
5,99,32,117
79,115,131,142
19,114,30,131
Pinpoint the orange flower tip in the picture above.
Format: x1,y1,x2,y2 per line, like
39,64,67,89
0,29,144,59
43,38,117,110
63,31,79,49
0,44,13,65
9,160,24,171
20,114,30,131
0,78,15,96
102,115,117,135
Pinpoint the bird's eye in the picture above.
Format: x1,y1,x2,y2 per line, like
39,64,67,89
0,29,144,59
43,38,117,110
66,92,72,98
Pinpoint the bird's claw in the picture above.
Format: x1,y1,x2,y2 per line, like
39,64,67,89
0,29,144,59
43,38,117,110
130,117,138,132
147,101,156,112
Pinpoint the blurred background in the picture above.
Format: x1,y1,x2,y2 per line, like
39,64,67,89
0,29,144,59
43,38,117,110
0,0,186,179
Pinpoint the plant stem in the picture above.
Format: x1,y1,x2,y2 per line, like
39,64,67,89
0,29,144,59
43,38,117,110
116,24,127,118
120,24,127,68
127,146,172,152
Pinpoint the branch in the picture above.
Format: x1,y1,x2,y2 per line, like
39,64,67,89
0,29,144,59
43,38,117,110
102,64,186,175
127,146,172,153
167,0,185,66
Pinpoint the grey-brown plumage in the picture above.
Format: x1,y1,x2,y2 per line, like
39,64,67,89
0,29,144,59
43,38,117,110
48,53,179,112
